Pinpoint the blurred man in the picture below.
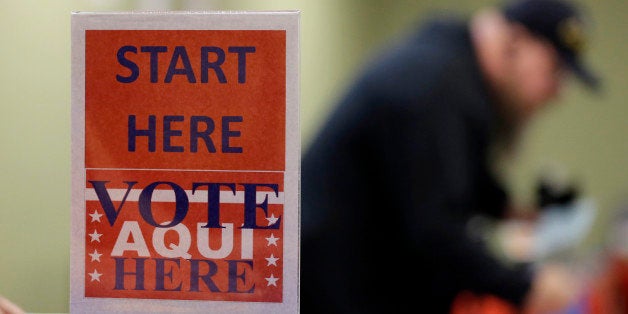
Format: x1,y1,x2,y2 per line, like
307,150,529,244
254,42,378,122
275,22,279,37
300,0,599,313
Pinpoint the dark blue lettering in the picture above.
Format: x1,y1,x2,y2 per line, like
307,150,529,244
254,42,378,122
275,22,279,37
192,182,236,229
227,260,255,293
114,257,146,290
155,258,182,291
117,45,255,84
140,46,167,83
190,116,216,153
222,116,243,153
116,46,139,83
165,46,196,83
89,180,137,226
128,115,156,152
163,115,184,152
242,183,280,229
228,46,255,83
200,47,226,83
189,259,221,292
138,182,189,228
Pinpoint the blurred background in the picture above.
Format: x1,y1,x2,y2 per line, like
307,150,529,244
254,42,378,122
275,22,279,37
0,0,626,312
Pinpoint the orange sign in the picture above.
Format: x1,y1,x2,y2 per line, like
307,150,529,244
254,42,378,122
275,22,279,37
85,30,286,171
72,12,299,313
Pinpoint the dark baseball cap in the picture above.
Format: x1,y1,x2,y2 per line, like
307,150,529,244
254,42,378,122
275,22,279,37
502,0,601,90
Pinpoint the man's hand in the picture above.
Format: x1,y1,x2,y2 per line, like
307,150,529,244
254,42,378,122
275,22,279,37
523,262,580,314
0,295,25,314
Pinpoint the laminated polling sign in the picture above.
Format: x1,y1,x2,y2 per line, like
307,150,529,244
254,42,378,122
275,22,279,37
70,11,300,313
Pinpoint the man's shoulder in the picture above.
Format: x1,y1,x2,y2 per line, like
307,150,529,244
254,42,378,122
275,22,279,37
371,14,472,71
357,15,477,101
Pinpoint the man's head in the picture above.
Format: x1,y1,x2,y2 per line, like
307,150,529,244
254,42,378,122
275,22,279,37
503,0,599,89
471,0,598,127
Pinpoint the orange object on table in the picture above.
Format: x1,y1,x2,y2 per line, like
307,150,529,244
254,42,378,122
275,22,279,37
450,291,517,314
587,254,628,314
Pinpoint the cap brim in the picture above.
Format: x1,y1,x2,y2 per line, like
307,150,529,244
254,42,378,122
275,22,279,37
564,55,601,92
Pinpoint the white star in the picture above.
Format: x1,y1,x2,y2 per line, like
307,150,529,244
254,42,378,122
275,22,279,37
89,249,102,262
265,273,279,287
89,269,102,282
265,233,279,246
89,210,103,223
265,213,279,226
89,229,102,242
265,254,279,266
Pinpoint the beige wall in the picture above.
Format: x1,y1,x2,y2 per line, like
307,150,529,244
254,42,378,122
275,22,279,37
0,0,625,312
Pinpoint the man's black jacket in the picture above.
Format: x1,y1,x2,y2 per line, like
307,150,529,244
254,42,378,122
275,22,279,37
301,17,532,313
